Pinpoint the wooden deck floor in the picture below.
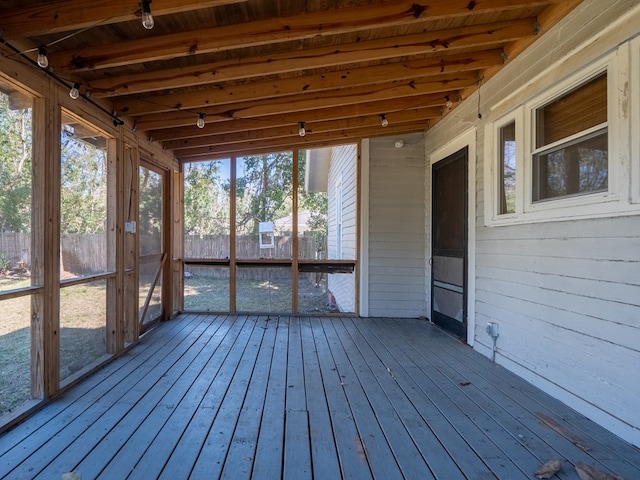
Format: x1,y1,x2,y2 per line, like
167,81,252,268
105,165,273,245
1,314,639,479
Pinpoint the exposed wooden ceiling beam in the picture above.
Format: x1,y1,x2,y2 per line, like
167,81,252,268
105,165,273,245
89,19,533,97
133,73,474,131
0,0,247,39
113,50,503,117
146,95,446,142
175,121,430,161
48,0,555,71
167,107,441,152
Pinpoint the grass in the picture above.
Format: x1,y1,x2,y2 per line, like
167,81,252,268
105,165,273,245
184,274,331,313
0,276,108,417
1,272,335,417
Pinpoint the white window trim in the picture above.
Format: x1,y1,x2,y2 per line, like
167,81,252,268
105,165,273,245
485,46,637,226
631,36,640,205
484,107,525,225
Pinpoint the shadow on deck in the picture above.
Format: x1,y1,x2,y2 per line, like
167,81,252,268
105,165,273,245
0,314,638,479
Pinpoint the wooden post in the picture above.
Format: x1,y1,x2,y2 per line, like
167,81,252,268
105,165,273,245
123,142,139,343
172,168,184,314
106,137,123,353
31,90,61,397
292,149,299,313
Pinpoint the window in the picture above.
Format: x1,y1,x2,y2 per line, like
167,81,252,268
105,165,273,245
484,52,631,225
532,73,608,202
499,121,516,214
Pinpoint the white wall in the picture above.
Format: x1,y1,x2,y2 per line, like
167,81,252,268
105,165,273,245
424,0,640,446
366,133,427,318
327,144,357,313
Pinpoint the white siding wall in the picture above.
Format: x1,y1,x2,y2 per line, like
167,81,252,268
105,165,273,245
367,133,427,318
327,144,357,313
424,0,640,446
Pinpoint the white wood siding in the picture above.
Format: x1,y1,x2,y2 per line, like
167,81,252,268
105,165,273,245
424,0,640,446
367,133,426,318
327,144,357,313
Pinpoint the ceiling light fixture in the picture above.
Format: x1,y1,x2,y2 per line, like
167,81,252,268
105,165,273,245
380,114,389,127
36,46,48,69
298,121,306,137
141,0,154,30
445,95,453,109
196,113,206,129
69,82,80,99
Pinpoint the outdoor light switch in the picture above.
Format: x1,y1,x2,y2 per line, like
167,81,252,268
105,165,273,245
125,221,136,233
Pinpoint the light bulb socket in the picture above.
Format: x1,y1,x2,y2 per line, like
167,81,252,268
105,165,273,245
380,114,389,127
37,46,48,69
141,0,154,29
196,113,206,129
298,121,306,137
445,95,453,109
69,83,80,99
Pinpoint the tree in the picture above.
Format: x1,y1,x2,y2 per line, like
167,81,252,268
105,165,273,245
60,130,107,234
236,152,293,234
183,160,229,235
0,93,32,233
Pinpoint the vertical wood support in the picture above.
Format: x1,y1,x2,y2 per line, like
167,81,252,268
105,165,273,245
124,143,139,343
291,149,299,313
172,168,184,314
106,137,123,353
229,156,236,312
162,166,173,319
31,91,61,397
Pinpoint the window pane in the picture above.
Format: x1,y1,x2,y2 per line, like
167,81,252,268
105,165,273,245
533,130,608,201
236,267,291,312
0,295,31,416
536,73,607,148
139,258,163,326
60,111,108,279
499,121,516,214
183,160,231,259
298,149,328,260
184,266,229,311
139,166,163,256
236,153,292,260
60,279,107,383
0,86,32,293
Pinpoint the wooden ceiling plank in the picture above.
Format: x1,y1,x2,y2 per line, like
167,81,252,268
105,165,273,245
167,107,442,152
133,73,474,131
175,121,430,161
89,19,534,97
146,94,446,140
0,0,247,39
113,49,503,116
48,0,554,71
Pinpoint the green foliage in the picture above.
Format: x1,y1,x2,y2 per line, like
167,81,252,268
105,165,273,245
139,166,163,237
0,252,10,272
60,131,107,234
183,160,229,235
297,149,328,237
0,93,32,233
236,152,293,234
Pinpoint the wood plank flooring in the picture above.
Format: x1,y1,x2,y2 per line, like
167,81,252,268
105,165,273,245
1,314,639,479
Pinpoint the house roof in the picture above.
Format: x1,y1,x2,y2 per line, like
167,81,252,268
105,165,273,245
0,0,584,161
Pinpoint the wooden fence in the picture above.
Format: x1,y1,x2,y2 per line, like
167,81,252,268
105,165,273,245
1,233,326,277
